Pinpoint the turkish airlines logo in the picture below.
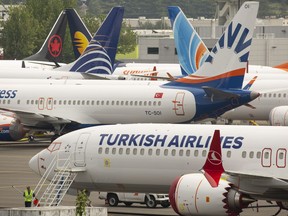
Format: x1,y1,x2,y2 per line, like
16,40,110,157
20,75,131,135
48,34,62,58
154,93,163,98
207,150,222,165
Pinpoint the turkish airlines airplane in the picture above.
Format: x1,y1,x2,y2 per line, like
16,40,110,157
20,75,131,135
0,2,259,141
29,122,288,215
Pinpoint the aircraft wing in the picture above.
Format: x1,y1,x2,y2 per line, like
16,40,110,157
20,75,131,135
225,171,288,197
0,108,95,130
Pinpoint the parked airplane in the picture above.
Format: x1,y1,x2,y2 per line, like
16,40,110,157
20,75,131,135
0,2,259,141
29,122,288,215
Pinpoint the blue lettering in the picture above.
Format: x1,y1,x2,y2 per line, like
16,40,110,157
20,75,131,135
223,136,234,148
99,134,109,145
118,134,129,146
185,136,197,147
107,134,119,146
99,134,244,150
233,137,244,149
11,90,17,98
168,135,179,147
196,136,204,148
154,135,167,147
143,135,154,147
129,134,140,146
180,135,187,147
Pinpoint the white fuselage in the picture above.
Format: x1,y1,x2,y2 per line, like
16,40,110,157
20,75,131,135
223,79,288,121
29,124,288,194
0,82,195,127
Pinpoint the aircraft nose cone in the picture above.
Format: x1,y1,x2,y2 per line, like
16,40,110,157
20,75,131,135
29,154,40,175
250,91,260,100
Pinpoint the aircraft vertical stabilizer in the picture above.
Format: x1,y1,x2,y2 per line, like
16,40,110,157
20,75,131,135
66,9,92,59
171,2,259,89
24,10,67,63
168,6,209,75
68,7,124,74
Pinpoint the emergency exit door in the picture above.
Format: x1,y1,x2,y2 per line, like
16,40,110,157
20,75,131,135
74,133,90,167
173,92,185,115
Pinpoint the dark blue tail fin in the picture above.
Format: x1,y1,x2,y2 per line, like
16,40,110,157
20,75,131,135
66,8,92,59
69,7,124,74
24,10,67,62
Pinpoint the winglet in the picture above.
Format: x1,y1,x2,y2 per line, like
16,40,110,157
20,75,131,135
202,130,224,187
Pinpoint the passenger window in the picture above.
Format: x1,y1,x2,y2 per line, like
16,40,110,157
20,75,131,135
111,101,114,106
202,150,207,157
68,100,71,105
126,148,130,155
158,101,161,106
249,151,254,158
139,101,142,106
148,101,152,106
256,151,261,159
264,152,269,159
98,147,102,154
82,100,85,105
17,100,20,104
59,100,62,105
164,149,168,156
31,100,34,105
112,148,116,155
144,101,147,106
153,101,157,106
106,101,109,105
227,151,231,158
179,149,183,156
77,100,80,105
97,101,100,105
86,101,89,105
130,101,133,106
101,101,104,105
140,149,145,155
242,151,247,158
116,101,119,106
133,148,137,155
156,149,160,156
7,100,10,104
186,150,190,157
171,149,176,156
194,150,199,157
119,148,123,155
134,101,138,106
53,100,56,105
3,100,5,104
105,148,109,154
91,101,94,105
148,149,153,155
27,100,30,105
73,100,76,105
125,101,128,106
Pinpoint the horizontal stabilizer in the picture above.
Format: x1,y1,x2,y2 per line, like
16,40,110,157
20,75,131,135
202,86,239,100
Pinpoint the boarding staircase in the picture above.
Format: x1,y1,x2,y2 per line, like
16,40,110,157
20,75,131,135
33,152,86,207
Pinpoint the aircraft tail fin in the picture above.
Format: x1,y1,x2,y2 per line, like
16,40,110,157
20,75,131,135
69,7,124,74
202,130,224,188
24,10,67,62
168,6,209,75
66,8,92,59
171,2,259,89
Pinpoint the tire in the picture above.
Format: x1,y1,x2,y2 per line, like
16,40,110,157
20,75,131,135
107,194,119,207
160,202,170,208
145,195,156,208
124,202,133,206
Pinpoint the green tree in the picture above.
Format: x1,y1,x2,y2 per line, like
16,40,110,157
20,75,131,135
1,6,38,59
117,22,137,55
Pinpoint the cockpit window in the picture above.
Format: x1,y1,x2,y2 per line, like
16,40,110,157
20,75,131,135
47,141,61,152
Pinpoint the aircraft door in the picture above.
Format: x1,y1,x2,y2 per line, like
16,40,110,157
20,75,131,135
261,148,272,167
173,92,185,116
46,97,53,110
38,97,45,110
74,133,90,167
276,148,286,168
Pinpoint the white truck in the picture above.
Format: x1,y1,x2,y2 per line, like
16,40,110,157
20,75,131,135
99,192,170,208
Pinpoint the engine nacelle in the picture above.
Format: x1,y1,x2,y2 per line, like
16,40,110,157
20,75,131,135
0,115,26,141
269,106,288,126
169,173,253,216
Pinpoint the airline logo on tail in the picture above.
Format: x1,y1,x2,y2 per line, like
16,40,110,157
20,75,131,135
73,31,89,55
69,39,113,74
205,21,251,64
48,34,62,58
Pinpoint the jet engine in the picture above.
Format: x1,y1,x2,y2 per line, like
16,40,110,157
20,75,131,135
0,114,26,141
169,173,254,216
269,106,288,126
